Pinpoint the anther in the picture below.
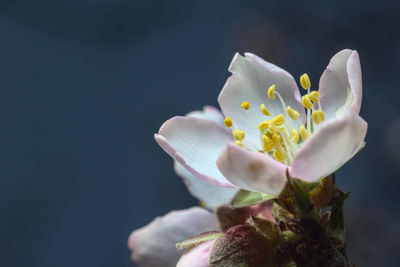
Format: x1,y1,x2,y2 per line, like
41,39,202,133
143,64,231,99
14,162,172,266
235,140,244,147
260,104,271,116
241,101,250,110
312,110,325,125
308,91,320,102
286,106,300,120
302,95,313,109
292,129,299,144
267,84,276,99
272,114,285,126
300,73,311,90
224,117,233,128
273,148,286,162
258,120,270,130
272,133,281,146
233,129,245,141
300,125,310,141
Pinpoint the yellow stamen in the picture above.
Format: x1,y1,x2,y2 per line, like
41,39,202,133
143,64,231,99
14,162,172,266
224,117,233,128
273,148,286,162
286,106,300,120
233,129,245,140
308,91,320,102
260,104,271,116
272,114,285,126
300,73,311,90
235,140,244,147
300,125,310,141
272,133,281,146
241,101,250,110
267,84,276,99
302,95,313,109
312,110,325,125
292,129,299,144
263,142,275,152
258,120,270,130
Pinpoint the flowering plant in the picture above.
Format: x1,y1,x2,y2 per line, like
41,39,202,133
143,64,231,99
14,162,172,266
129,49,367,267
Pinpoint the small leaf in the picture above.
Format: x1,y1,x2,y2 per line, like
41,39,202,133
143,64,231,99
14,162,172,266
231,189,275,208
247,216,280,246
209,225,276,267
176,231,223,250
309,174,337,209
216,205,251,231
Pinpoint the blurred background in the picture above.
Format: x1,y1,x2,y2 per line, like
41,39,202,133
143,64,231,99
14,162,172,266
0,0,399,266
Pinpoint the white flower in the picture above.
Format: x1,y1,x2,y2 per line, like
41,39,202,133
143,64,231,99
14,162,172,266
155,49,367,195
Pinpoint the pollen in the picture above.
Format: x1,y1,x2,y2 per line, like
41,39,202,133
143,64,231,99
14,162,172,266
224,117,233,128
241,101,250,110
233,129,245,141
273,148,286,162
300,73,311,90
272,114,285,126
300,125,310,141
308,91,320,102
260,104,271,116
286,106,300,120
302,95,313,109
312,110,325,125
267,84,276,99
292,129,299,144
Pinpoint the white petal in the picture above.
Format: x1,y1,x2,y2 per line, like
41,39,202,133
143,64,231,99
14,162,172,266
176,240,215,267
217,143,287,195
218,53,305,150
319,49,362,121
155,116,236,187
290,110,367,182
186,106,224,125
128,207,218,267
174,161,238,208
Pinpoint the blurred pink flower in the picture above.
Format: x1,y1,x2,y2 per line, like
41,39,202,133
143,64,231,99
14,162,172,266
128,207,218,267
155,49,367,195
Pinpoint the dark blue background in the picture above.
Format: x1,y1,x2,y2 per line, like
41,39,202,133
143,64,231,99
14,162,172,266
1,1,399,266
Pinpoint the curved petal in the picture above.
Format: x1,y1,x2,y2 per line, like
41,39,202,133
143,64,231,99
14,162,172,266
216,143,287,195
128,207,218,267
155,116,236,187
176,239,215,267
186,106,224,125
290,110,367,182
319,49,362,121
218,53,305,150
174,161,238,209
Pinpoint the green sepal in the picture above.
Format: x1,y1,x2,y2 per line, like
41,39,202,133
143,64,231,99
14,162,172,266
328,192,350,243
176,231,223,250
230,189,275,208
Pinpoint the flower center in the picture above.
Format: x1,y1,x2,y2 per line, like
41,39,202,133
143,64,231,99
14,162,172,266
223,73,326,165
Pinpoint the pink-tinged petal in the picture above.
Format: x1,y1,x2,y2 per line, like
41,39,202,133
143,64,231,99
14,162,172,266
176,240,215,267
155,116,236,188
186,106,224,125
290,110,367,182
218,53,305,150
216,143,287,195
128,207,218,267
250,202,275,223
319,49,362,121
174,161,239,208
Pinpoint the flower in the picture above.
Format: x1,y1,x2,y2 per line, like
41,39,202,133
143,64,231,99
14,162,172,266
155,49,367,195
